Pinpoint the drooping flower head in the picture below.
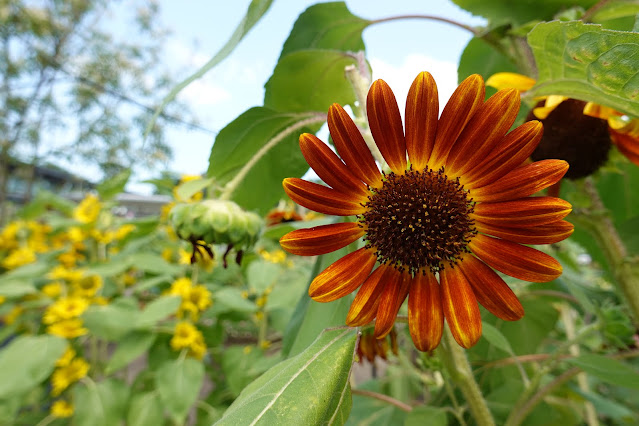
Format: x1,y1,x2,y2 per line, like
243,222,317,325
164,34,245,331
487,72,639,177
280,72,572,350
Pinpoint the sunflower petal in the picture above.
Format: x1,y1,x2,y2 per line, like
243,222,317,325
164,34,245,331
346,265,391,326
446,88,520,176
610,129,639,166
430,74,485,168
460,255,524,321
472,197,572,228
475,220,574,245
367,79,407,174
405,71,438,170
440,266,482,348
408,271,444,352
309,248,376,302
469,234,562,282
283,178,366,216
280,222,365,256
328,103,382,188
472,160,569,203
299,133,368,196
485,72,536,91
464,121,543,188
374,268,410,339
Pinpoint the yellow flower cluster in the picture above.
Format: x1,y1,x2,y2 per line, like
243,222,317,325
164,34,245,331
43,297,89,338
73,194,101,224
170,321,207,359
51,347,89,396
166,277,213,321
0,220,52,270
50,400,74,418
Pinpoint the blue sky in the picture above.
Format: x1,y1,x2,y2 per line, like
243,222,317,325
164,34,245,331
135,0,485,192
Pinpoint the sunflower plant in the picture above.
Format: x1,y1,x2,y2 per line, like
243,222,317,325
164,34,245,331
2,1,639,425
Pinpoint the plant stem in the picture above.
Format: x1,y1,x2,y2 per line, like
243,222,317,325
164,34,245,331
370,14,478,36
439,326,495,426
351,389,412,412
573,179,639,326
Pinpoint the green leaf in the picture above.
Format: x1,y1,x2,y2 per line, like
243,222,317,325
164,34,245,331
83,304,140,340
404,406,448,426
527,21,639,117
175,177,214,201
482,322,515,354
264,49,359,114
17,190,75,218
128,252,183,275
590,1,639,23
572,388,637,421
207,107,322,214
212,287,256,313
216,328,356,426
105,331,156,374
96,169,131,200
279,2,368,58
451,0,597,26
220,346,266,397
144,0,273,139
73,378,130,426
0,280,37,298
246,259,282,294
566,354,639,389
137,295,181,328
0,335,66,399
1,260,50,281
155,357,205,424
127,391,165,426
458,37,518,83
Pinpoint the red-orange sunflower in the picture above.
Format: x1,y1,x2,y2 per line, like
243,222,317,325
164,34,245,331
280,72,573,350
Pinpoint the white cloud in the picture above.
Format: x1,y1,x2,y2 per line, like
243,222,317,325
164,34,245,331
178,78,231,107
369,54,458,114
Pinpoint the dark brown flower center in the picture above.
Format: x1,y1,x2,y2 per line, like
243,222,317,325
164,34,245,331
529,99,611,179
359,167,476,275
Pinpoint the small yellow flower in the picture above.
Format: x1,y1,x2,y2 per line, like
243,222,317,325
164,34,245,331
90,229,114,245
57,250,85,268
187,285,212,311
259,249,287,264
55,347,77,367
167,277,192,297
0,296,5,305
189,333,207,360
43,297,89,324
90,296,109,305
161,248,174,262
47,265,83,282
47,319,89,338
256,295,267,308
122,270,138,287
51,358,89,396
50,400,74,418
170,321,200,351
243,346,252,355
71,274,103,298
114,224,136,240
260,340,271,350
67,227,85,243
0,221,22,250
73,194,101,224
1,246,36,269
173,175,204,202
42,282,65,299
177,248,192,265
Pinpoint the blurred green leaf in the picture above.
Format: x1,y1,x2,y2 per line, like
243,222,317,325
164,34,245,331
590,1,639,23
482,322,515,354
207,107,320,214
346,380,406,426
0,280,36,298
527,21,639,117
127,391,164,426
1,261,49,281
144,0,273,139
458,37,518,83
573,387,637,422
246,259,282,294
567,354,639,389
17,190,75,218
73,378,130,426
156,357,205,424
96,169,131,200
212,287,256,313
451,0,597,26
280,2,368,58
264,49,359,114
220,346,266,397
404,406,448,426
137,295,181,328
105,331,156,374
0,335,66,399
175,177,214,201
216,328,356,425
0,397,20,426
83,304,140,340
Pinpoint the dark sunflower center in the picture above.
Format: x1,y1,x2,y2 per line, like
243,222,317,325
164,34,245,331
359,167,476,275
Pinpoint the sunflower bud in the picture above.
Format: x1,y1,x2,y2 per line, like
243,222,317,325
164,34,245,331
169,200,263,266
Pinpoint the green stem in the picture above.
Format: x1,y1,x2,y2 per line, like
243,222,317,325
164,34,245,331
370,14,478,36
439,326,495,426
572,179,639,326
34,415,55,426
219,113,327,201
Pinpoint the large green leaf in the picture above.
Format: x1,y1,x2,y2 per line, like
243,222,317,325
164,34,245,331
73,378,130,426
567,353,639,389
155,357,205,424
144,0,274,139
264,49,359,113
105,331,156,374
83,303,141,341
216,328,356,425
279,2,368,58
207,107,323,214
457,37,519,82
451,0,598,26
527,21,639,117
137,295,181,328
0,335,66,399
127,391,165,426
96,169,131,200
